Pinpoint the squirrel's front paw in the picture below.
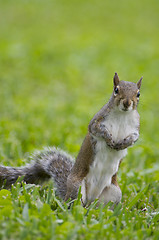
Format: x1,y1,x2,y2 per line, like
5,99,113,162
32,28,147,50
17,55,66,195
125,132,139,145
114,132,139,150
105,138,115,149
103,127,112,140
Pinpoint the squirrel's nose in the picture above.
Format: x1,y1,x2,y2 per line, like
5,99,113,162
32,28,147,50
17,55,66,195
123,99,131,108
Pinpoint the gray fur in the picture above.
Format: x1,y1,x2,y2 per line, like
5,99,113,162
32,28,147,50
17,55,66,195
0,147,74,200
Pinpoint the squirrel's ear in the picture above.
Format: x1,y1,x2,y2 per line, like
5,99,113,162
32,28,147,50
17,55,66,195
137,77,143,89
113,72,120,87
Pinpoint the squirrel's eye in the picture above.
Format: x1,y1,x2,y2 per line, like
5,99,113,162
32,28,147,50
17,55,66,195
114,87,119,94
137,91,140,98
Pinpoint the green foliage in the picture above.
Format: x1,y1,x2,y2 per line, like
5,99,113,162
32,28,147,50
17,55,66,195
0,0,159,239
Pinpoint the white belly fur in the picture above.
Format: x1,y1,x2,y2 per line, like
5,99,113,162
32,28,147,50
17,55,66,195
81,109,139,204
82,140,127,203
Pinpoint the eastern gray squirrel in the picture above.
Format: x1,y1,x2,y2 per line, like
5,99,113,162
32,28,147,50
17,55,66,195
0,73,142,206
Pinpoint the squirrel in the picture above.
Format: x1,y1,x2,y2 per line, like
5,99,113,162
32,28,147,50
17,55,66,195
0,72,142,206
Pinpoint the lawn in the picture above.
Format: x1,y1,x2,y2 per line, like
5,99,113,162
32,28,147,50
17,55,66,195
0,0,159,239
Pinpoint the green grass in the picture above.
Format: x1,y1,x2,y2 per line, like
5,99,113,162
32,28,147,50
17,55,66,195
0,0,159,239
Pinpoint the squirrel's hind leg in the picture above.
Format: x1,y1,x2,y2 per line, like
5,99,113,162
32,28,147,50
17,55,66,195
98,174,122,206
99,184,122,206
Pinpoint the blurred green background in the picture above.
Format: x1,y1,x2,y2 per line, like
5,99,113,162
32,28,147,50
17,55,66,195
0,0,159,172
0,0,159,239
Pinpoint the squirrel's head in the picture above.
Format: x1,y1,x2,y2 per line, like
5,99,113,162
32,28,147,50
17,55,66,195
113,72,143,112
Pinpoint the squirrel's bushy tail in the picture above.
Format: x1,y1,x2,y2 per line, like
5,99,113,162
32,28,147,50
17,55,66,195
0,147,74,200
